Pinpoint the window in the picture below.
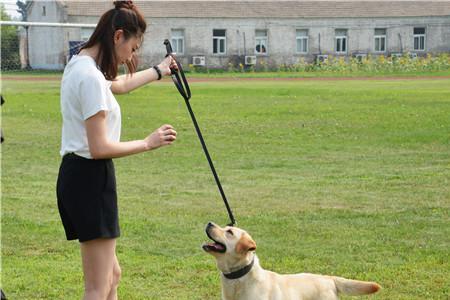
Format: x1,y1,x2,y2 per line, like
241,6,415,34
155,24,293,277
374,28,386,52
413,27,426,51
335,29,347,54
171,29,184,55
42,6,46,16
213,29,226,54
296,29,309,53
255,30,267,54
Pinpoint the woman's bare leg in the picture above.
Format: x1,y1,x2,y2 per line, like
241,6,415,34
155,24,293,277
80,238,121,300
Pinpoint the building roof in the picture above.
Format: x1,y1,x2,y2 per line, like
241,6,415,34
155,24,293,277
63,1,450,18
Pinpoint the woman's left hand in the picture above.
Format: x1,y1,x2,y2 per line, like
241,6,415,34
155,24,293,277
157,56,178,77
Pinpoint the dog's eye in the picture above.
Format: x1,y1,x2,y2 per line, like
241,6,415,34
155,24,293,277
226,229,234,236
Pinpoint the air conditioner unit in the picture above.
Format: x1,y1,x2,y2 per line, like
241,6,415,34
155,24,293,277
353,53,367,62
315,54,328,63
390,53,403,59
192,56,205,66
245,55,257,65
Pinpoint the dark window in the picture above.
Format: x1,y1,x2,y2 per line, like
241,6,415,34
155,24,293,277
413,27,426,51
213,29,226,54
414,28,425,35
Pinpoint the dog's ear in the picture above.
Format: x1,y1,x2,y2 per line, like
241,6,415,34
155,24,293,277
236,234,257,254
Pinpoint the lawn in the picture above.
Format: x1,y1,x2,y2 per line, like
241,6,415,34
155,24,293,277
1,75,449,299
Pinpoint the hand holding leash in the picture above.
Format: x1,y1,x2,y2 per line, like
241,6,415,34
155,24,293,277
164,39,191,101
156,55,177,77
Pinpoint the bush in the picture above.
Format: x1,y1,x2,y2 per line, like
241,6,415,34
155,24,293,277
185,53,450,75
307,53,450,74
1,5,21,70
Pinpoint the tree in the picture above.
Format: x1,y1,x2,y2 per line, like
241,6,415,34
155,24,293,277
16,0,29,21
1,4,21,70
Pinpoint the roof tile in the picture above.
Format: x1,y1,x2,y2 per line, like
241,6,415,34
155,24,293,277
63,1,450,18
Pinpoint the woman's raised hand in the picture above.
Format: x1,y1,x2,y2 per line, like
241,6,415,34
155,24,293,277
144,124,177,150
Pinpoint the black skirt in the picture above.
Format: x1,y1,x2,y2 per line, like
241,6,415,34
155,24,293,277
56,153,120,242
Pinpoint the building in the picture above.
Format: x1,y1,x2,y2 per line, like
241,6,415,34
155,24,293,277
25,0,450,70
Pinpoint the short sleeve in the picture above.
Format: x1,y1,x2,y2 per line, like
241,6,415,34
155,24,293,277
79,74,109,120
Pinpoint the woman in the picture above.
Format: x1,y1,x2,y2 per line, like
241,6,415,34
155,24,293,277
56,1,177,299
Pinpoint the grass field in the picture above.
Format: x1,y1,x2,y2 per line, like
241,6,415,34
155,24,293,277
1,75,449,299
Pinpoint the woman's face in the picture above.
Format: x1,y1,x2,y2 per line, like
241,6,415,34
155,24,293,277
114,30,141,65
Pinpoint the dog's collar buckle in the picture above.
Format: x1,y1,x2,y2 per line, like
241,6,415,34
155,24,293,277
223,257,255,280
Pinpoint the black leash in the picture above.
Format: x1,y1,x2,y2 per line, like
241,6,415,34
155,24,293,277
163,40,236,226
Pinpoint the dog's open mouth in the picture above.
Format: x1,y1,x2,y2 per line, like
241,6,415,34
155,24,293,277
203,230,226,253
202,241,226,253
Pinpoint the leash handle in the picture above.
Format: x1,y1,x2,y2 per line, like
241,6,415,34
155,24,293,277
164,39,174,56
164,39,191,100
163,40,235,226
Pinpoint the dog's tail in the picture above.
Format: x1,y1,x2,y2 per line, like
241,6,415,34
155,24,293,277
333,276,381,296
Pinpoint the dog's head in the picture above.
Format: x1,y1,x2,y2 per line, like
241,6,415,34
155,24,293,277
202,222,256,273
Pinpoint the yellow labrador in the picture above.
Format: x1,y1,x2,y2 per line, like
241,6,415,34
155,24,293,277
203,222,381,300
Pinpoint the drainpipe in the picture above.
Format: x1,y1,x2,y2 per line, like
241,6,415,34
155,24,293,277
243,32,246,56
237,29,241,57
318,33,321,54
25,26,31,69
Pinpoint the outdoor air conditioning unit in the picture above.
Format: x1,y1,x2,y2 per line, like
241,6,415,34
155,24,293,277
245,55,257,65
315,54,328,63
192,56,206,66
353,53,367,62
390,53,403,59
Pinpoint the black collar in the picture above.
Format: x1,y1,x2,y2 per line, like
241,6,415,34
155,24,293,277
223,257,255,280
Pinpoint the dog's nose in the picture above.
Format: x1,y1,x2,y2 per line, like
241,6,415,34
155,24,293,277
206,222,215,230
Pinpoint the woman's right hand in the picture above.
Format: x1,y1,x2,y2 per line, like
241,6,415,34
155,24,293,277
144,124,177,150
157,56,178,77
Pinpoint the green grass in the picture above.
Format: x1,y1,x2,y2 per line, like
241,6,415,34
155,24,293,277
1,76,449,299
189,70,450,78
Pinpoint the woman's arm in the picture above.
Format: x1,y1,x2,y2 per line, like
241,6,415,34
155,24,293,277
111,56,175,94
86,110,177,159
111,67,159,94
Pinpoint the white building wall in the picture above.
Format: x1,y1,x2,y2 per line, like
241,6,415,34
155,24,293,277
27,1,66,69
137,16,450,68
28,11,450,70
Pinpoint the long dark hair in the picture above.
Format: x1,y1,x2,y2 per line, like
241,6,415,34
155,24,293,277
80,1,147,80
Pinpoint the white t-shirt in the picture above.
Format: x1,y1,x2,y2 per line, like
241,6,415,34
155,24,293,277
60,55,121,158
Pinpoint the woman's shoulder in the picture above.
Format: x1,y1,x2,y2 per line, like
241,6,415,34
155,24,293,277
65,56,106,83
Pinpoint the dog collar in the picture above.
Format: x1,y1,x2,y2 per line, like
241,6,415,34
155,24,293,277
223,257,255,280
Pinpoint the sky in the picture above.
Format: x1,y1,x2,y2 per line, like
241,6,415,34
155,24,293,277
1,0,21,19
